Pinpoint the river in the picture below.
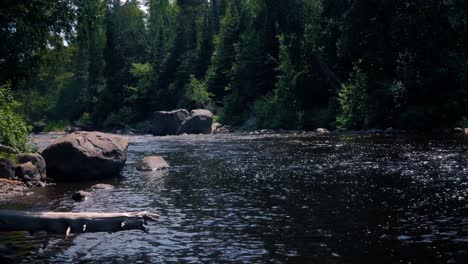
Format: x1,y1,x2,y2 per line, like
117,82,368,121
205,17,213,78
1,132,468,263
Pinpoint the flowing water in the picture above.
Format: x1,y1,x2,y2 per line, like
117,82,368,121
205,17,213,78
1,132,468,263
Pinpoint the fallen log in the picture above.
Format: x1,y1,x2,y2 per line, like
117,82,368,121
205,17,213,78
0,210,159,236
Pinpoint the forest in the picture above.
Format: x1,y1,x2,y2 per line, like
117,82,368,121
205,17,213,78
2,0,468,148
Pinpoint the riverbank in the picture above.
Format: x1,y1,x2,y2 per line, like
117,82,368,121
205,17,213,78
0,179,28,202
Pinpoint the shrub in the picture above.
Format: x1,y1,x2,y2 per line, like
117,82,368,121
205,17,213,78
44,120,70,132
0,83,31,151
135,120,152,134
103,107,134,129
78,112,92,125
337,64,369,129
183,75,213,109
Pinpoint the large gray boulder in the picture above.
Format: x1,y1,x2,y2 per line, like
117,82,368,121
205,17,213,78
42,131,129,181
178,109,213,135
152,109,190,136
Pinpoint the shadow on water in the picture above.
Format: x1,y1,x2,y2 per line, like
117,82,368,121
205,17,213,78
1,133,468,263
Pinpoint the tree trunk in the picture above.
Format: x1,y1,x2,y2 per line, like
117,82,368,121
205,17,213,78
212,0,220,34
0,210,159,236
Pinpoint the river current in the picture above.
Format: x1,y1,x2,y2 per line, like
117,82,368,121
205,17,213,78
1,132,468,263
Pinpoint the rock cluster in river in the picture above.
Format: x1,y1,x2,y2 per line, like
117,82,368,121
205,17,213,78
0,151,49,187
42,131,129,181
152,109,214,136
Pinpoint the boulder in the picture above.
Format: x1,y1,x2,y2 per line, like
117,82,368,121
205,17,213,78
453,127,464,135
190,109,213,118
137,156,170,171
152,109,190,136
16,153,46,179
212,122,222,132
32,121,47,134
16,162,41,182
42,131,129,181
0,158,15,179
178,109,213,135
0,144,19,154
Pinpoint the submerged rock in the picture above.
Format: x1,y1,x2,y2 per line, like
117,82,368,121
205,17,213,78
42,131,129,181
72,190,92,201
152,109,190,136
90,183,114,190
178,109,213,135
137,156,170,171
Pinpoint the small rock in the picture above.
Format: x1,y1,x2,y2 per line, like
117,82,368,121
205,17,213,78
16,162,41,182
26,180,47,188
366,128,384,134
72,190,92,201
315,128,330,134
64,126,82,133
16,153,46,179
90,183,114,190
211,123,223,133
137,156,170,171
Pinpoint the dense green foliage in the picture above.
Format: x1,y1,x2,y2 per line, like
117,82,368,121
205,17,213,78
2,0,468,130
0,83,31,150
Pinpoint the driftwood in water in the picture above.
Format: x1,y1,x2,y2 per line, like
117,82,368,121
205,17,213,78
0,210,159,236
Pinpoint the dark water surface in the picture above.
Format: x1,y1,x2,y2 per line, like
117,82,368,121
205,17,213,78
1,132,468,263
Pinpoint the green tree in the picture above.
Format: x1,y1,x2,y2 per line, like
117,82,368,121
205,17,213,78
0,0,74,90
95,0,148,127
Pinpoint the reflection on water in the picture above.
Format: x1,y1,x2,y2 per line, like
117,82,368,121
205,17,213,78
1,133,468,263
